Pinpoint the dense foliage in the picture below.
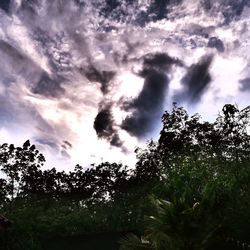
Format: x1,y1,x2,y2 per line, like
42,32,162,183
1,104,250,250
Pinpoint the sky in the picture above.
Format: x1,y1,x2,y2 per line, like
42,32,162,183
0,0,250,171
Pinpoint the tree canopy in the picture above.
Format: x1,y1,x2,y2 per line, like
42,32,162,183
0,103,250,250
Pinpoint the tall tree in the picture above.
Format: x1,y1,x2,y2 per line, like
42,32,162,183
0,140,45,198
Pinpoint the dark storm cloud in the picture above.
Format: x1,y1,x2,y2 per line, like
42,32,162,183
0,0,11,13
141,52,183,72
175,54,213,104
101,0,121,18
202,0,247,24
121,72,169,137
98,0,183,26
85,66,116,94
32,72,65,98
239,78,250,92
207,37,224,53
121,53,180,138
94,104,123,148
148,0,183,22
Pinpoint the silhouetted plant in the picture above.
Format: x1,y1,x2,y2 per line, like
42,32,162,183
0,140,45,199
0,104,250,250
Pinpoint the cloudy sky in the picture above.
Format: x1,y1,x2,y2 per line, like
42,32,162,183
0,0,250,171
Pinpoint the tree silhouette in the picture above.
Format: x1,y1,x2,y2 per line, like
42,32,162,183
158,104,250,169
120,104,250,250
0,104,250,250
0,140,45,199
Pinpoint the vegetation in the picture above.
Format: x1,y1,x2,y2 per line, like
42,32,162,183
1,104,250,250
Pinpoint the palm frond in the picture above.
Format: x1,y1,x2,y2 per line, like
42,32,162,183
119,233,153,250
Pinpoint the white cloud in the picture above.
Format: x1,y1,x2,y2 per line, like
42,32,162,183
0,0,249,170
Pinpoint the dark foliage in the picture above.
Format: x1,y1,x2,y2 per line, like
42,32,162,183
1,104,250,250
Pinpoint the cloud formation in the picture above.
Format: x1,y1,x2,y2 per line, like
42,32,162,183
121,72,168,137
121,53,182,138
0,0,249,169
0,0,10,13
94,103,123,148
239,78,250,92
174,55,213,104
207,37,224,53
85,66,116,94
33,73,65,98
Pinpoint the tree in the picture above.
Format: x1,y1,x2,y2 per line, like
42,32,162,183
158,104,250,172
120,104,250,250
0,140,45,198
0,179,7,205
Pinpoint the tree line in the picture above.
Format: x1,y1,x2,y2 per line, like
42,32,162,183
1,104,250,250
